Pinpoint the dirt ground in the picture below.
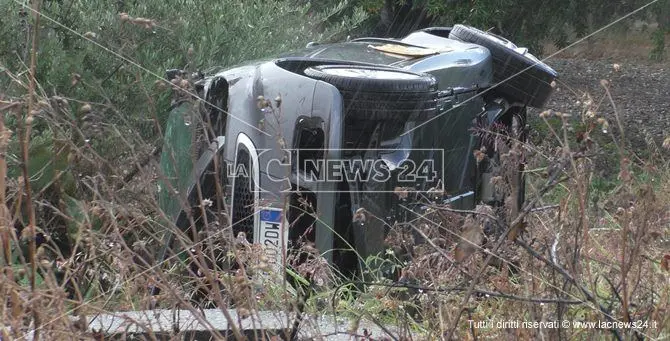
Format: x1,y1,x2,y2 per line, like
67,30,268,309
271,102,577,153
538,31,669,151
535,56,669,152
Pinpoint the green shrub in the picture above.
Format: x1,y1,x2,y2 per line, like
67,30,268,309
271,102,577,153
1,0,367,193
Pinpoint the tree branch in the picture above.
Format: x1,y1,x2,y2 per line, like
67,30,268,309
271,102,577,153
331,281,584,307
445,160,570,339
515,239,623,341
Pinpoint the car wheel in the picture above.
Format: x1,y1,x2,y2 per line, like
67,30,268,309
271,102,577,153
303,64,439,121
448,25,557,108
230,147,255,243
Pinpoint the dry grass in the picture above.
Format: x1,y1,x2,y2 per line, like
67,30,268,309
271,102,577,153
2,92,669,339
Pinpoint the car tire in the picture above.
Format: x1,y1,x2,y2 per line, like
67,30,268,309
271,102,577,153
303,65,439,120
448,25,557,108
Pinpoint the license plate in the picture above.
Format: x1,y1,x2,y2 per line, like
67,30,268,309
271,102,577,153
258,208,286,270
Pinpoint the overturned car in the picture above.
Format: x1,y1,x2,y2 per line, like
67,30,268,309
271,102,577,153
157,25,557,278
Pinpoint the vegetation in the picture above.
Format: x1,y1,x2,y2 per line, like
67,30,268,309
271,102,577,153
0,0,367,273
1,0,668,340
340,0,669,57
